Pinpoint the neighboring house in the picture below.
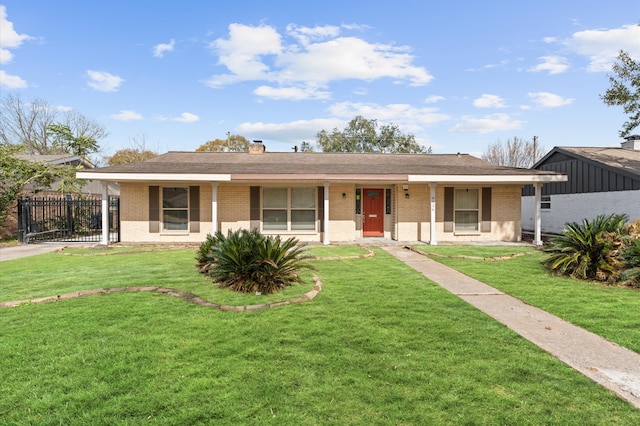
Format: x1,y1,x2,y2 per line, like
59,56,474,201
17,154,120,197
77,142,566,246
522,135,640,234
0,154,120,239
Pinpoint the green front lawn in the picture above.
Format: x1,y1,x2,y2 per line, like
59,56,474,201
1,246,638,424
415,245,640,353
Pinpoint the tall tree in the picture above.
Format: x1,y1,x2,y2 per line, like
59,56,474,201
600,50,640,137
481,136,545,168
196,134,250,152
106,134,158,165
0,94,107,154
47,123,99,158
316,116,430,154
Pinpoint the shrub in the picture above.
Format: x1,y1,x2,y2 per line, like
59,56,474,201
542,213,629,282
197,229,316,294
619,238,640,288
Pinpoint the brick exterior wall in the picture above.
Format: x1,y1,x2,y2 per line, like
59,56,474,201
328,184,357,242
218,185,250,232
118,183,522,244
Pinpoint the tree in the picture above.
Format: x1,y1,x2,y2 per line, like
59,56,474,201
601,50,640,137
196,134,250,152
105,133,159,165
107,148,158,165
47,123,99,158
0,94,107,154
316,116,430,153
481,136,545,168
300,141,315,152
0,143,55,228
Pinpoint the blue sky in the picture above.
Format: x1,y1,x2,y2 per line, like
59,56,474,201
1,1,639,158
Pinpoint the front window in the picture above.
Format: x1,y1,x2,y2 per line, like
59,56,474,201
162,187,188,231
454,188,479,232
263,187,316,231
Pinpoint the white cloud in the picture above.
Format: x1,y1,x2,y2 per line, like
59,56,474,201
237,118,344,143
286,24,340,45
153,39,175,58
565,24,640,72
425,95,445,104
172,112,199,123
473,94,506,108
0,69,27,88
528,92,574,108
529,55,569,75
0,6,32,87
449,113,523,134
205,23,433,100
0,5,32,64
236,101,449,145
254,85,331,100
86,70,124,92
325,101,450,140
111,110,143,121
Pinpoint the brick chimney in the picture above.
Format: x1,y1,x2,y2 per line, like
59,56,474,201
248,140,265,154
621,135,640,150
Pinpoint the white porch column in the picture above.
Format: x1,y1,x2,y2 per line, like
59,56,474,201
101,182,109,245
211,183,218,234
323,182,330,245
534,183,543,246
429,183,437,245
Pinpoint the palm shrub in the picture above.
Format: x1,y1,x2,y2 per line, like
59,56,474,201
195,233,219,271
542,213,629,282
619,238,640,287
197,229,316,294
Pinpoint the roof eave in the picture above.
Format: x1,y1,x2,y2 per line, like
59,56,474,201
408,174,568,184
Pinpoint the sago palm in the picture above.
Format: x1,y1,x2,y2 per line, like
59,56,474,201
197,229,315,294
543,213,628,282
619,238,640,287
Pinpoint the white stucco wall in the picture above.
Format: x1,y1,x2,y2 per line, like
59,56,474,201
522,190,640,234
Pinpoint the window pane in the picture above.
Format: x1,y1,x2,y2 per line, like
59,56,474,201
263,188,287,208
291,210,315,230
455,211,478,232
163,210,188,231
263,210,287,230
291,188,315,208
455,189,478,210
163,187,188,208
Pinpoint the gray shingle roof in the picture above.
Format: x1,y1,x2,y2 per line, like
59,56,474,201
551,147,640,178
82,151,562,178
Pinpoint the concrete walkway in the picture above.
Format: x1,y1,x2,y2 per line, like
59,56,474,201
0,243,73,262
382,246,640,409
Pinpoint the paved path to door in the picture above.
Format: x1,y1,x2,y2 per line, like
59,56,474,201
382,246,640,410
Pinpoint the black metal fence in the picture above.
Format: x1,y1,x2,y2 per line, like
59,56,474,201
17,196,120,243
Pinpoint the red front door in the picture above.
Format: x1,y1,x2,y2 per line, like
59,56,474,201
362,188,384,237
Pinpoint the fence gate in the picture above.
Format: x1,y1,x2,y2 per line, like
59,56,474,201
17,196,120,243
